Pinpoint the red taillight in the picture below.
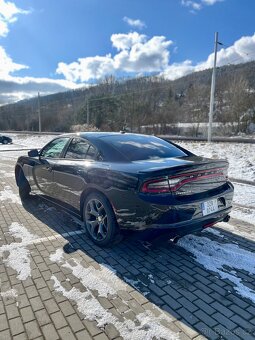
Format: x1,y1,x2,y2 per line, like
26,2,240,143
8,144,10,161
140,167,227,194
141,178,170,193
141,177,180,193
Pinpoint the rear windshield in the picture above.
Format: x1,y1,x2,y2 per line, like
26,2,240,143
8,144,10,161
101,134,188,161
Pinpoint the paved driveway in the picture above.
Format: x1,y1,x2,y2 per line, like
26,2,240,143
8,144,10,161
0,152,255,340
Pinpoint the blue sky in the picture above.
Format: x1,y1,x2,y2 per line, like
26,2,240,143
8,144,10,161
1,0,255,103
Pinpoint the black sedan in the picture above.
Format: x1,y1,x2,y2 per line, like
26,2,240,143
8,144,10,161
0,135,12,144
15,132,234,246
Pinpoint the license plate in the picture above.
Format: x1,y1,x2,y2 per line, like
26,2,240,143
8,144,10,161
201,199,218,216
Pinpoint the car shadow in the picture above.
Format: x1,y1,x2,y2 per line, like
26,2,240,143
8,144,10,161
21,195,255,339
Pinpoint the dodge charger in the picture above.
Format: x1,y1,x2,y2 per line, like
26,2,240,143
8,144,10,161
15,132,234,246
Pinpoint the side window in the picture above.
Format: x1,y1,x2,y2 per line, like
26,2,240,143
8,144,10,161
40,137,69,158
65,138,90,159
86,145,97,159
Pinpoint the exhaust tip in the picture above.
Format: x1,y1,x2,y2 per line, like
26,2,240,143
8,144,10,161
172,236,182,244
223,215,230,223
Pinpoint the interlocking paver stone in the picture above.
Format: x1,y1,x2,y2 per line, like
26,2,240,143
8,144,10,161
29,296,44,312
20,306,35,323
9,317,25,336
67,314,85,333
58,300,76,317
0,315,8,331
35,309,51,326
44,299,59,314
1,155,255,340
24,320,42,339
57,326,76,340
6,303,20,319
41,324,59,340
76,329,93,340
0,329,12,340
50,310,68,329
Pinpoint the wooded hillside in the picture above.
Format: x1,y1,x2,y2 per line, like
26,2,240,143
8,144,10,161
1,61,255,135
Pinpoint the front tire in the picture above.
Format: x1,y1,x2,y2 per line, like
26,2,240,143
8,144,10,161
3,139,8,144
18,170,31,200
83,192,119,247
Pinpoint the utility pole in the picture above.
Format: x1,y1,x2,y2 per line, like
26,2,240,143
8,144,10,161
131,92,134,132
86,99,90,125
208,32,219,142
37,92,41,132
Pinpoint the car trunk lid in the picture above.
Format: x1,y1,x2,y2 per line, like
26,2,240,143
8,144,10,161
139,156,229,196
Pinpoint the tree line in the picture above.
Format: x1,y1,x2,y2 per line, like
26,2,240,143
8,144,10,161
0,61,255,135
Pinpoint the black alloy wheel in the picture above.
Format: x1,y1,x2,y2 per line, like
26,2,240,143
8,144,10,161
83,192,118,246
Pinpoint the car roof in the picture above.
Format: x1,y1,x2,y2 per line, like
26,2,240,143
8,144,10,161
59,131,144,142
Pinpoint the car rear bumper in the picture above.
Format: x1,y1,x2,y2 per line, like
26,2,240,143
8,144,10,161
114,182,234,233
142,206,232,235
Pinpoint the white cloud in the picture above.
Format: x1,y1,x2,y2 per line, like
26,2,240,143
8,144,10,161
162,33,255,80
0,46,28,77
202,0,223,5
161,60,195,80
0,0,30,37
0,46,82,104
181,0,223,12
181,0,202,11
123,16,146,29
114,36,171,72
57,55,115,82
111,32,146,51
57,32,172,82
0,76,83,104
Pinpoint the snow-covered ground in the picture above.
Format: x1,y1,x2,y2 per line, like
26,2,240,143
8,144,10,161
178,140,255,182
0,133,55,150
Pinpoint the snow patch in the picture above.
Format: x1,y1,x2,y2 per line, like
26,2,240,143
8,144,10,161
233,183,255,206
148,274,155,284
178,235,255,303
62,259,127,297
0,186,21,204
124,276,148,292
49,248,65,263
52,275,177,340
205,227,224,238
0,222,37,280
0,170,14,178
231,207,255,226
0,288,18,299
218,221,255,241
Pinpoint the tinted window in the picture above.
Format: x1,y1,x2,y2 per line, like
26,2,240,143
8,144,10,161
40,137,69,158
65,138,90,159
64,138,98,160
102,135,187,161
86,145,97,159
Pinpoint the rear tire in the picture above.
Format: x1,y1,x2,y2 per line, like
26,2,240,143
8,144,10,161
3,139,7,144
18,170,31,200
83,192,119,247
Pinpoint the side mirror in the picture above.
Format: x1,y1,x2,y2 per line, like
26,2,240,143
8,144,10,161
28,149,39,157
